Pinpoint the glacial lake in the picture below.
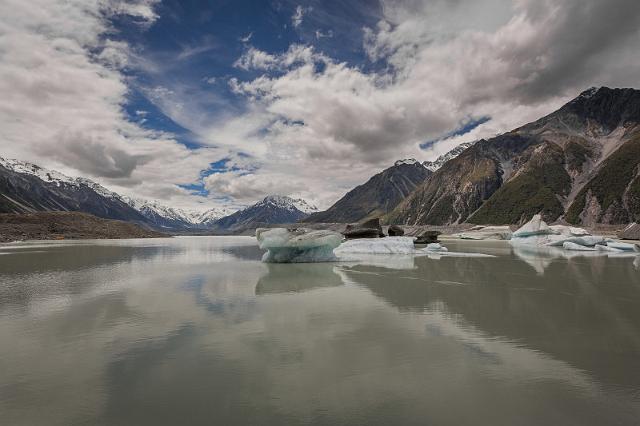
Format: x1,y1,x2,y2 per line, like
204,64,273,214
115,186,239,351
1,236,640,425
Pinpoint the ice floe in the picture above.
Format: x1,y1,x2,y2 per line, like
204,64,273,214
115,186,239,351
509,215,640,268
334,237,417,255
256,228,343,263
512,214,556,238
562,242,597,251
453,226,512,241
605,241,640,252
425,243,448,252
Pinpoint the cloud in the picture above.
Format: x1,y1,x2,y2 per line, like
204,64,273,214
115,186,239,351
315,30,334,39
214,0,640,208
0,0,222,209
292,5,312,28
3,0,640,211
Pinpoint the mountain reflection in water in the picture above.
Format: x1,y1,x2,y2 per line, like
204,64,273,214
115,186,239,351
0,237,639,425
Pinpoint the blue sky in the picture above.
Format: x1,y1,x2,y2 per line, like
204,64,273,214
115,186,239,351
2,0,640,210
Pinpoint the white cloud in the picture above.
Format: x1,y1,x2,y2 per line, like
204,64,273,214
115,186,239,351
315,30,334,39
292,5,312,28
213,0,640,208
0,0,223,210
3,0,640,211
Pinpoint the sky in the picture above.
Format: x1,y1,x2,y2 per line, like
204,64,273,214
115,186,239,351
1,0,640,211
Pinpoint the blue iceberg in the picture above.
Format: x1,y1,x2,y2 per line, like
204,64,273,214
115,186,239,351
256,228,344,263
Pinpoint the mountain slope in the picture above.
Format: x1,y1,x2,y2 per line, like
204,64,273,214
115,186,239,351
0,158,149,223
388,87,640,226
213,195,311,230
0,157,236,230
303,161,431,223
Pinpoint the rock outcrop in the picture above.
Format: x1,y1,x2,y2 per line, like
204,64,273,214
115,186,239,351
342,218,385,239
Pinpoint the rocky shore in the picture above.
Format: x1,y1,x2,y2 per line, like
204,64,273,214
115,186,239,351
0,212,167,243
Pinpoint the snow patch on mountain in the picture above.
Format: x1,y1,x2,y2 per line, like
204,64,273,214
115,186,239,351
0,156,236,228
1,157,78,187
394,158,419,166
422,141,476,171
255,195,318,214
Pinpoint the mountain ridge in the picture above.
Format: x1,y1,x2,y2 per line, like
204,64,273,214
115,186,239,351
388,87,640,226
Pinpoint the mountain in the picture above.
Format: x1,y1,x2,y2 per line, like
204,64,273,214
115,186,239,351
0,157,149,223
0,157,235,230
422,141,476,171
387,87,640,226
303,160,432,223
213,195,313,230
122,197,232,230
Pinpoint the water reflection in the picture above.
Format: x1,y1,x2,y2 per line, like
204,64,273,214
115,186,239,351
340,252,640,392
1,237,640,425
511,245,640,275
256,263,344,294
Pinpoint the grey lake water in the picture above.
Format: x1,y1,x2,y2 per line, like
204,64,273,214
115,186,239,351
1,237,640,426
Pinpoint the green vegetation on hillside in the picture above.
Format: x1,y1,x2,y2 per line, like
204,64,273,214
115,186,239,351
469,145,571,224
564,140,592,173
566,137,640,224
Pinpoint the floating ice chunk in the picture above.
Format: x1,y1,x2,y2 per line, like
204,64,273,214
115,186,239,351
453,226,512,240
510,234,562,247
545,235,605,247
549,225,591,236
595,244,623,252
563,242,596,251
606,241,640,252
512,214,558,238
425,243,448,252
334,237,418,255
256,228,343,263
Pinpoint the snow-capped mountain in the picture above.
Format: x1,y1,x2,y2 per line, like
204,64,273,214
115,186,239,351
394,158,420,166
0,156,235,230
123,197,234,229
254,195,318,213
213,195,314,230
421,142,476,172
0,157,149,223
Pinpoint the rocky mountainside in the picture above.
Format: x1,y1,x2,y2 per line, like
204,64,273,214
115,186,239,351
388,87,640,226
303,160,432,223
0,157,235,230
213,195,313,230
0,158,150,224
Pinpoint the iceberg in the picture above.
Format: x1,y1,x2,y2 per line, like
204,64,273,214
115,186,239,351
563,241,596,251
595,244,623,252
605,241,640,252
549,225,591,236
256,228,343,263
334,237,418,255
545,235,605,247
425,243,448,252
510,215,608,251
453,226,513,240
512,214,557,238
